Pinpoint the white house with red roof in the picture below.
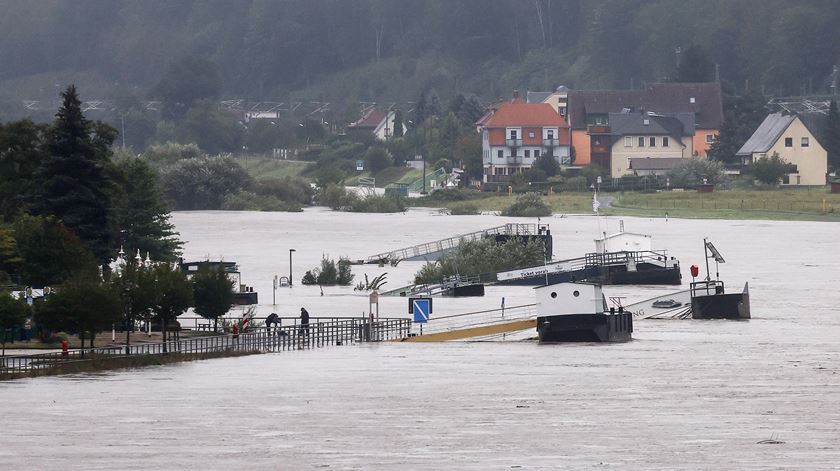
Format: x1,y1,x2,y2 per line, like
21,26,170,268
347,107,406,140
478,95,570,183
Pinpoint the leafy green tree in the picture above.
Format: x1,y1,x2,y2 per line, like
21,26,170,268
449,94,485,126
708,90,768,164
0,293,29,355
534,153,560,177
453,133,483,183
33,85,117,262
502,193,552,217
414,237,545,284
149,263,193,346
245,119,298,154
36,274,122,349
668,158,725,188
10,214,98,287
0,120,47,220
144,142,202,166
109,261,157,349
750,152,796,186
178,102,244,155
825,100,840,172
301,256,355,286
160,156,254,210
192,266,235,331
112,157,181,261
365,146,393,173
151,56,221,120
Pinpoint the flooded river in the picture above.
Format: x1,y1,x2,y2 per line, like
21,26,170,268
2,209,839,469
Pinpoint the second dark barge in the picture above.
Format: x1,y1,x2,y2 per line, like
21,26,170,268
535,282,633,343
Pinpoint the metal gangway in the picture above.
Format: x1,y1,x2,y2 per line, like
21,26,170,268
399,303,539,342
0,317,411,379
364,223,540,264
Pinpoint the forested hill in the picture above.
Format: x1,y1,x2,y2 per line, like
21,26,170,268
1,0,840,115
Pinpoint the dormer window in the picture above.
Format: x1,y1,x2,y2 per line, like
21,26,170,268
510,130,518,139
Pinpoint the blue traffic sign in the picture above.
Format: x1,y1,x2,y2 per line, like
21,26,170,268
409,297,432,324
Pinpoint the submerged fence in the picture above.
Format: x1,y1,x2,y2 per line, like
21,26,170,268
0,317,411,377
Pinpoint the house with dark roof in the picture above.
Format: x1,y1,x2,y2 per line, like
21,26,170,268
736,113,827,185
607,112,695,177
478,96,570,183
347,107,406,140
566,82,723,167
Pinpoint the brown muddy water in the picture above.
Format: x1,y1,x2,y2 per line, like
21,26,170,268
1,209,838,470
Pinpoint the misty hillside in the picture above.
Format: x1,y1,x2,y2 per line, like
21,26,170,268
1,0,839,116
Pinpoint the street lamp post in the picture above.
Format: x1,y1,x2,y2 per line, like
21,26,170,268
289,249,296,286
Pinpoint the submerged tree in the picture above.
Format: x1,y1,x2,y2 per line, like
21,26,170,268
35,274,121,349
149,263,193,347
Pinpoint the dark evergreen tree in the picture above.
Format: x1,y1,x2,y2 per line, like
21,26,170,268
34,86,117,263
11,214,98,287
0,293,30,355
392,109,404,138
676,44,714,82
113,157,182,262
534,153,560,177
825,100,840,172
0,120,47,220
708,90,768,165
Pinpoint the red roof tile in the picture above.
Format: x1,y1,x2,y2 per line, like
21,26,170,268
348,108,387,129
481,101,566,128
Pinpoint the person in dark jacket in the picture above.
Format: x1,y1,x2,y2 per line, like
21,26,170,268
299,307,310,337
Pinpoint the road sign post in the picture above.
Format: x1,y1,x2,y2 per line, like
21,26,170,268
409,297,432,335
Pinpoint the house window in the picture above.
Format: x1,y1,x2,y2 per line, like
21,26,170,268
663,136,669,147
497,150,503,158
690,97,696,103
785,137,793,147
524,150,531,158
801,137,809,147
706,134,715,144
547,130,555,139
528,131,535,138
649,137,656,147
559,106,567,117
510,130,518,139
624,136,632,147
638,136,645,147
534,149,541,158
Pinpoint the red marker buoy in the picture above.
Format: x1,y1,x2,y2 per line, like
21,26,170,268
690,264,699,281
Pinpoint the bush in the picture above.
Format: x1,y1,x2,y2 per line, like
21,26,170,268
365,146,393,173
160,156,254,210
502,193,552,217
558,176,588,192
668,158,725,188
255,176,313,206
301,256,354,286
447,203,480,215
349,194,406,213
221,191,301,211
318,184,359,210
413,237,545,284
749,152,797,186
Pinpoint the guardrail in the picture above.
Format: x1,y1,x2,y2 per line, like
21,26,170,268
0,318,412,378
365,223,537,263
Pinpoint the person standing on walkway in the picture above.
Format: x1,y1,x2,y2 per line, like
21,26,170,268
299,307,310,338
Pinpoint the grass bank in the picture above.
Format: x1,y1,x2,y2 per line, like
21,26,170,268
236,157,313,180
412,188,840,221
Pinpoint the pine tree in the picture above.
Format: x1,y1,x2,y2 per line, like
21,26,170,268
392,109,404,138
34,85,117,262
113,157,182,262
825,100,840,172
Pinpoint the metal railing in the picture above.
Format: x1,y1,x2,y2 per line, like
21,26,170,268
0,318,412,378
365,223,537,263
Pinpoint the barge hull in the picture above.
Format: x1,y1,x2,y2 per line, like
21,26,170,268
536,313,633,343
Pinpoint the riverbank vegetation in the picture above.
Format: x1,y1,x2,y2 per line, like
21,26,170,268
301,256,355,286
414,238,546,284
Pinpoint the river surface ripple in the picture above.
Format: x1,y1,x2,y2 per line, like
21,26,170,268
1,209,839,470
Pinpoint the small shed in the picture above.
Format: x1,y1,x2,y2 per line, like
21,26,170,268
594,231,652,253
